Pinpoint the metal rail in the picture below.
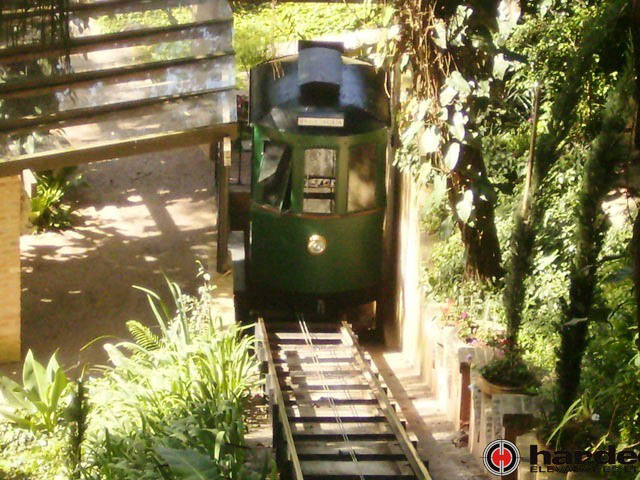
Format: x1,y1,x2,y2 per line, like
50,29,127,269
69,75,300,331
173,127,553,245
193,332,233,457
258,317,432,480
341,322,432,480
256,319,305,480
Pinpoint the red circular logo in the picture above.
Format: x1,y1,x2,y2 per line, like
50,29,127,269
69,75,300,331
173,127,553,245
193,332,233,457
483,439,520,477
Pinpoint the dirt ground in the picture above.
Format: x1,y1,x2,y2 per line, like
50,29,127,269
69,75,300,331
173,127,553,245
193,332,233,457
1,146,217,376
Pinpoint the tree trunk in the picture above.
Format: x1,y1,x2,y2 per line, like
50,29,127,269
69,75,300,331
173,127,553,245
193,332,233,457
631,0,640,353
448,144,504,282
555,69,632,411
632,211,640,353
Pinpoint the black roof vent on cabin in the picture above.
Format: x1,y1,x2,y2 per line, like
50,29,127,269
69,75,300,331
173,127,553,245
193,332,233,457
297,41,344,104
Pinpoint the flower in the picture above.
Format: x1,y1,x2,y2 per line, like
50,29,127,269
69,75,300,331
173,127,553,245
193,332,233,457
591,413,600,422
466,353,474,363
461,311,469,320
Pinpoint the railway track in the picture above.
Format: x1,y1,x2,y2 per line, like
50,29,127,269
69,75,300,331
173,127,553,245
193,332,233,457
255,317,432,480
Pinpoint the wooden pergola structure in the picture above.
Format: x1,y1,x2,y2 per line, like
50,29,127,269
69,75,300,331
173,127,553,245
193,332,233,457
0,0,237,362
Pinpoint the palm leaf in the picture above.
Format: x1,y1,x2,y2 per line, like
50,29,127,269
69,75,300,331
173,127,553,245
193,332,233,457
126,320,161,351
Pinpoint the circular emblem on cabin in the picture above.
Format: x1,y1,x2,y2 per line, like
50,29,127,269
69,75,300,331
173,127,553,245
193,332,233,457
483,439,520,477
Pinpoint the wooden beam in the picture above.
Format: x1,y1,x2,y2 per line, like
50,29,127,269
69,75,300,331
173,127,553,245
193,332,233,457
0,85,236,133
0,123,238,177
0,52,233,98
216,136,232,273
0,19,232,63
1,0,211,21
0,175,21,363
230,0,366,5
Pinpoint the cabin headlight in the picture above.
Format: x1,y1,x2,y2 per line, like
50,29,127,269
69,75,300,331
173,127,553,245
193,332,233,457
307,234,327,255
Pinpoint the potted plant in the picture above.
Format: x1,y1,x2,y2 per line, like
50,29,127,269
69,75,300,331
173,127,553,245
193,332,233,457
477,336,539,395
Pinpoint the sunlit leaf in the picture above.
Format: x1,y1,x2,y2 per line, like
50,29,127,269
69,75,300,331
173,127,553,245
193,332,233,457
419,126,441,154
155,447,219,480
450,112,467,141
456,189,474,224
401,121,422,145
493,53,511,80
440,85,458,106
448,71,471,96
432,19,447,49
444,142,461,170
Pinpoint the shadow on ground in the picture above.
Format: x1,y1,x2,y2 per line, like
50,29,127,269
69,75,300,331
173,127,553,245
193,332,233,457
1,146,217,377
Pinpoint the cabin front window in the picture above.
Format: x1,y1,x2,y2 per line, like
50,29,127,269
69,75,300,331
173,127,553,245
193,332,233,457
303,148,336,214
348,143,376,211
258,142,292,210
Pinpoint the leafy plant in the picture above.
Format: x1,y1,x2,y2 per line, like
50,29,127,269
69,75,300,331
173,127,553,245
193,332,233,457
542,392,606,451
0,350,69,433
84,272,263,479
480,350,539,390
64,376,89,479
30,167,81,231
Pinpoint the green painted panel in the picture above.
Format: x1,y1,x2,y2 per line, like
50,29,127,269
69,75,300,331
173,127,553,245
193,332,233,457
250,207,384,294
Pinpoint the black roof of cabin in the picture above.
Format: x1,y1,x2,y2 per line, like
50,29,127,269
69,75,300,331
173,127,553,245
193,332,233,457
250,44,390,135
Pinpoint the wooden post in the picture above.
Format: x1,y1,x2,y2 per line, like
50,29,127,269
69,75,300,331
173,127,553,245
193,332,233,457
0,175,21,363
215,136,232,273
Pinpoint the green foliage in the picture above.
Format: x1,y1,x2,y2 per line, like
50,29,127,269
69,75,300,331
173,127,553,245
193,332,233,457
233,3,384,74
413,0,638,459
84,275,264,479
543,391,607,451
0,350,69,433
0,422,67,479
0,273,270,479
480,351,539,390
30,167,80,232
65,378,89,480
95,8,192,35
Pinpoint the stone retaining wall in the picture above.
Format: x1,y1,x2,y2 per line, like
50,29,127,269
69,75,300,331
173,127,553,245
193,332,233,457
390,171,539,476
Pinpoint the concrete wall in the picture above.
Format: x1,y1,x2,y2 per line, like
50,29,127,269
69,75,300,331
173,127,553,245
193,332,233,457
390,171,539,476
0,175,21,363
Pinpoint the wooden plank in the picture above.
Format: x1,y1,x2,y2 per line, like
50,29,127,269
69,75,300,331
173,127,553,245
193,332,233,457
296,440,406,457
274,356,355,365
299,452,407,461
216,136,232,273
1,0,213,21
304,475,417,480
293,433,397,442
0,122,237,176
286,404,383,417
0,85,235,133
288,416,387,423
301,459,414,476
341,323,432,480
0,54,233,107
0,51,233,95
271,337,345,346
284,397,380,406
277,370,365,380
0,19,231,62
